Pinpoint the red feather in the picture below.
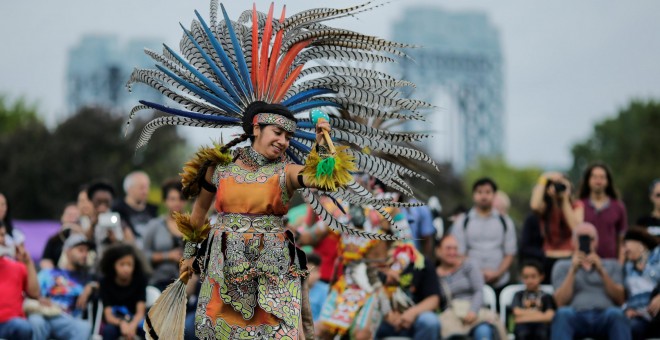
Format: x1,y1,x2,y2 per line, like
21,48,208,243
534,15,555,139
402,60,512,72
269,40,311,101
251,4,259,92
273,64,304,103
258,3,274,98
265,5,286,101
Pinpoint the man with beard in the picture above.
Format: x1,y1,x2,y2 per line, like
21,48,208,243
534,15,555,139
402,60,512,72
451,178,517,292
578,163,628,260
32,234,95,340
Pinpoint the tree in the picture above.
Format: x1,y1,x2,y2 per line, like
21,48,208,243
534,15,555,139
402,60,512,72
0,105,188,219
569,99,660,224
463,157,543,225
0,96,40,133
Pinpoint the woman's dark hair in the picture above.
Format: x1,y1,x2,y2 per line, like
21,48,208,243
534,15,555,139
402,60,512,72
100,244,145,282
241,101,296,137
0,192,13,236
161,178,183,201
578,162,618,199
472,177,498,193
540,176,572,245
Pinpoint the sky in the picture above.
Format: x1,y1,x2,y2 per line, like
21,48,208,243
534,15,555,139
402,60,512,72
2,1,660,169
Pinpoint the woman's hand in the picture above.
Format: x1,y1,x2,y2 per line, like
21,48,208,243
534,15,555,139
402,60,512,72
315,119,331,145
180,257,195,277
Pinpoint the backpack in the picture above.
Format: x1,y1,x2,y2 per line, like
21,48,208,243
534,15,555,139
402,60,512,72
463,214,508,233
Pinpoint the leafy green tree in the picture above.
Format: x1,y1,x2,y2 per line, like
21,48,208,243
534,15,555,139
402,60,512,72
0,96,40,133
0,105,188,219
569,100,660,224
463,157,543,225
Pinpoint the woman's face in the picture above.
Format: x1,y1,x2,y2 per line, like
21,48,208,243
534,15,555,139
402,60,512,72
77,190,95,217
436,236,461,266
165,189,185,214
253,124,291,160
0,194,6,221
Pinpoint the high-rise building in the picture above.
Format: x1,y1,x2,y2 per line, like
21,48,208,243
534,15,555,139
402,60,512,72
391,7,505,171
67,35,164,115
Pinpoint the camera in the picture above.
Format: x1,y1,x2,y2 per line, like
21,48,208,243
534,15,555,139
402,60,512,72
553,182,567,193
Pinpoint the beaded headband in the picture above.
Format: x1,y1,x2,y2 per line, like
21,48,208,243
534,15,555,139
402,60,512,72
253,113,296,133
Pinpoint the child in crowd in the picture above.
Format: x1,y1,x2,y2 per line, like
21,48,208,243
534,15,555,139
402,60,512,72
512,260,556,340
99,244,147,340
307,252,329,323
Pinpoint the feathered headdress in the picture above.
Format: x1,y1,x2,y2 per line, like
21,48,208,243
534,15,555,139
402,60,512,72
126,1,435,241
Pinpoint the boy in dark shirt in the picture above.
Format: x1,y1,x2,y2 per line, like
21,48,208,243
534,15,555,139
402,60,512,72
512,260,556,340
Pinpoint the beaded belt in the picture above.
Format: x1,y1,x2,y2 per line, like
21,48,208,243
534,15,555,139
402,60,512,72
215,213,285,233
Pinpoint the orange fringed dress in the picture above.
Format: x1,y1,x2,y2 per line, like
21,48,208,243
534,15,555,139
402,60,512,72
194,159,307,340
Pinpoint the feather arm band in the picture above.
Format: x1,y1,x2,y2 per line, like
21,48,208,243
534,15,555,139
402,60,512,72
301,144,356,191
173,211,211,244
180,142,233,198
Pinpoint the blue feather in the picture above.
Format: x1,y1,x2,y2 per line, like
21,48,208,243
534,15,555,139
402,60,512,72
296,121,314,129
140,100,241,124
286,149,303,165
294,130,339,143
281,88,335,106
219,4,253,95
289,100,341,113
194,10,249,98
156,64,240,113
180,24,241,103
293,130,317,141
290,139,311,153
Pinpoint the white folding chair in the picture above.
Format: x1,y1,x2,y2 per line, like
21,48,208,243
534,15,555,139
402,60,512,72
146,285,162,308
482,285,497,312
499,284,555,337
91,300,104,340
499,284,525,325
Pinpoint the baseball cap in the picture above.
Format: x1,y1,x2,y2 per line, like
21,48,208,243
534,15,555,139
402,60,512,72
63,233,93,251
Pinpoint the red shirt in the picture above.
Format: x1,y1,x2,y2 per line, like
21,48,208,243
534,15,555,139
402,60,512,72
0,257,28,322
581,198,628,259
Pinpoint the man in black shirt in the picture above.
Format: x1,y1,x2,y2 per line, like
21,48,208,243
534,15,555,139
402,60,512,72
113,171,158,246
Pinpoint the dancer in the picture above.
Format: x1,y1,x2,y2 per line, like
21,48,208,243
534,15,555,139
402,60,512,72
317,204,390,340
127,1,434,339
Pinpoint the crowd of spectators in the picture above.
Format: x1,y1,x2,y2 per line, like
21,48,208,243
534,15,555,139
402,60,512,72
0,162,659,340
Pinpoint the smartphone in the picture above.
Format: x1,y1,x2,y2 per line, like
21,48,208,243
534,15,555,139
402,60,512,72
578,235,591,254
97,212,121,229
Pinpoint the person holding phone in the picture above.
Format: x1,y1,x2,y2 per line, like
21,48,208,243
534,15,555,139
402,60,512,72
550,222,630,340
530,172,584,281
